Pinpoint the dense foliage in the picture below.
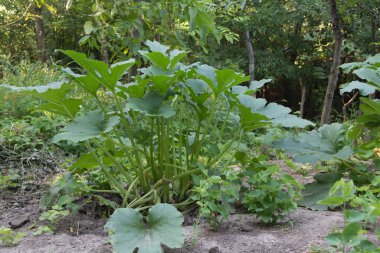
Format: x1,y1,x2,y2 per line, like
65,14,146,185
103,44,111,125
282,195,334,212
1,1,380,252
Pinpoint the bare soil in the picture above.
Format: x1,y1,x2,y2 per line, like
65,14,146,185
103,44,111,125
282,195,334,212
0,158,355,253
0,201,344,253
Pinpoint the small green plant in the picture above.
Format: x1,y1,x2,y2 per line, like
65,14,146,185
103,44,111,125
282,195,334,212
192,168,240,229
0,227,26,246
0,173,18,190
318,178,380,253
33,205,70,236
241,157,302,223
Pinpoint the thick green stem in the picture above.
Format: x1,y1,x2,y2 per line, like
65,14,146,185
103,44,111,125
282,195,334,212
97,144,132,183
207,127,242,167
113,92,148,191
122,177,139,207
218,106,232,142
193,96,219,162
86,188,120,194
86,142,126,195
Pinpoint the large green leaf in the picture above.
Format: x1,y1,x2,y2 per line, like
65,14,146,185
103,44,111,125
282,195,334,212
169,49,187,70
342,222,362,246
340,54,380,73
52,110,120,143
238,105,270,131
145,40,169,55
354,68,380,87
105,204,184,253
358,97,380,129
138,41,187,71
184,79,212,105
340,81,377,96
249,79,272,90
214,69,249,95
60,50,135,91
237,95,314,128
299,173,341,211
1,81,82,118
128,92,175,118
1,81,66,93
140,51,170,70
274,123,353,163
195,65,249,96
117,78,149,98
150,75,176,94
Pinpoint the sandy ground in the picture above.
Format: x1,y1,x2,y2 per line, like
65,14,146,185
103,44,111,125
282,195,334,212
0,159,349,253
0,203,344,253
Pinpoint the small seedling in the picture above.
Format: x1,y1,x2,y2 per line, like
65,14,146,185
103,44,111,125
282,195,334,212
33,205,70,236
0,226,26,246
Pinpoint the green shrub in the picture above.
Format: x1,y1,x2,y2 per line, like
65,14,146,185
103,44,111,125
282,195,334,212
241,156,302,223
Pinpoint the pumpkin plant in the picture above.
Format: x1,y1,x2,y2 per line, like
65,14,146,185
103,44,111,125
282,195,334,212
1,40,312,252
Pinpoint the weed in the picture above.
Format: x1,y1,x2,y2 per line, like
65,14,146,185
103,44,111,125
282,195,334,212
0,227,26,246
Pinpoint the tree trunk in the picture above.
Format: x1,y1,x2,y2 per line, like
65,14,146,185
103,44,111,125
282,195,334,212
100,37,109,63
243,30,255,84
299,78,307,118
371,17,379,54
129,0,142,77
320,0,343,125
33,5,47,62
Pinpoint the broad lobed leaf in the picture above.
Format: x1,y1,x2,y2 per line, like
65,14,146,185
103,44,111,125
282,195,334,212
52,110,120,143
105,204,184,253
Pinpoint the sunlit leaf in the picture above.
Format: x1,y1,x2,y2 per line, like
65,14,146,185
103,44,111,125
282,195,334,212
59,50,135,91
340,81,376,96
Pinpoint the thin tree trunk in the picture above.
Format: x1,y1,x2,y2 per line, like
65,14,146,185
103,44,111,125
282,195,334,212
371,18,379,54
299,78,307,118
129,0,142,77
100,38,109,63
243,30,255,83
33,5,47,62
320,0,343,125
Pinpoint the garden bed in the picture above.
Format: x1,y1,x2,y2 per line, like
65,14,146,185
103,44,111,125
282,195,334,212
0,194,344,253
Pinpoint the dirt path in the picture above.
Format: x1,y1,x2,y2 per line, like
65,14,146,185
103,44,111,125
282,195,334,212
0,206,343,253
